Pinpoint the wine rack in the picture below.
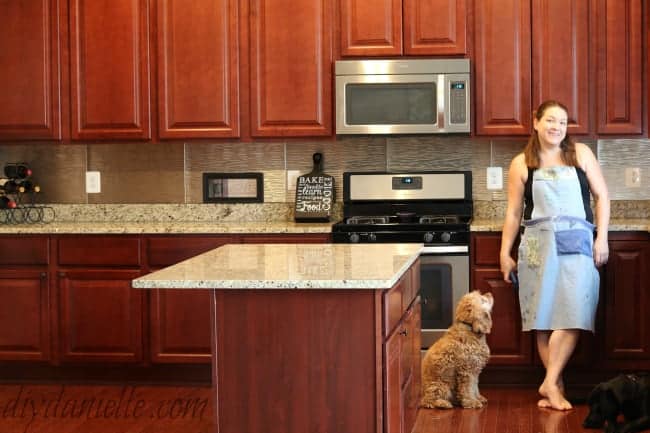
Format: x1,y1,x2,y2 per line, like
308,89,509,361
0,163,54,224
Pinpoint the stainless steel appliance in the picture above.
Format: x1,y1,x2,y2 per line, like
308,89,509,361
332,171,472,349
335,59,471,135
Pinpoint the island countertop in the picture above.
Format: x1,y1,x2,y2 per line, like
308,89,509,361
132,243,423,289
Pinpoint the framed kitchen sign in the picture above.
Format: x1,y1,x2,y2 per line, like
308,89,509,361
202,173,264,203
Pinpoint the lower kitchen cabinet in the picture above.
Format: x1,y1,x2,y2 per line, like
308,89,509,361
602,234,650,368
57,269,144,363
471,233,532,365
0,236,51,361
0,269,51,361
146,235,238,363
471,231,650,379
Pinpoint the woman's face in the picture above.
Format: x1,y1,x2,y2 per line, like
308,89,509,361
533,105,568,147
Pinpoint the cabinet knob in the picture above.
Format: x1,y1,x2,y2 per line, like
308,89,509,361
399,329,408,336
40,272,47,279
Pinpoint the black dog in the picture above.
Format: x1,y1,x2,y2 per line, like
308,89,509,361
583,373,650,433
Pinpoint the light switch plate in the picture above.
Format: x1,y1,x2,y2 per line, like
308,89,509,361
486,167,503,190
86,171,101,193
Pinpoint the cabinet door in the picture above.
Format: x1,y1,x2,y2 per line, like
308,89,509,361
339,0,402,56
147,235,237,363
157,0,239,139
0,0,62,140
0,270,50,361
473,268,533,365
532,0,590,134
384,324,402,433
474,0,531,135
404,0,466,55
603,240,650,366
402,300,421,433
57,269,143,363
249,0,332,136
595,0,642,134
69,0,151,140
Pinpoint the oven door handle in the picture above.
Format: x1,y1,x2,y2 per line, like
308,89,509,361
421,245,468,254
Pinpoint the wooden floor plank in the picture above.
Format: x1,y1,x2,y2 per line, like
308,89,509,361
0,384,647,433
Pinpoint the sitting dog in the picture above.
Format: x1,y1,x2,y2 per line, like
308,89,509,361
583,373,650,433
420,290,493,409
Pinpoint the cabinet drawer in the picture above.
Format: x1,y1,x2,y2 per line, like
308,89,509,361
0,236,49,265
472,234,502,266
147,236,237,267
58,236,141,266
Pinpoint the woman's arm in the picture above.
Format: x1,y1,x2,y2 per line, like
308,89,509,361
577,142,610,266
500,154,526,281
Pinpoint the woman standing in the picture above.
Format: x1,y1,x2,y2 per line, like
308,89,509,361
500,100,610,411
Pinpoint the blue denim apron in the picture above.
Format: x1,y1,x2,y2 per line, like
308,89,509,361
517,166,599,331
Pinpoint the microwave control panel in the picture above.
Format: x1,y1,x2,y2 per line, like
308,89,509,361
449,81,467,125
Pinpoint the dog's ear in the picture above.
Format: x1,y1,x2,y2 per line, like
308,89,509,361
481,292,494,309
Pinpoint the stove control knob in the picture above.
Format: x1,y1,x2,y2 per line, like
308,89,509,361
423,232,435,243
440,232,452,243
368,233,377,242
349,233,360,243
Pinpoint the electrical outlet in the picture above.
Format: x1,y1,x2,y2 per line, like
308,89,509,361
625,167,641,188
86,171,101,193
287,170,301,190
486,166,503,190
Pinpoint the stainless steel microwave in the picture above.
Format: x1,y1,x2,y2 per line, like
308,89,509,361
335,59,471,135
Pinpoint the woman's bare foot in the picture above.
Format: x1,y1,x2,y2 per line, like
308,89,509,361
537,378,566,408
538,381,572,411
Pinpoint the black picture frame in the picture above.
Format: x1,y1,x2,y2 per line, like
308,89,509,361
202,173,264,203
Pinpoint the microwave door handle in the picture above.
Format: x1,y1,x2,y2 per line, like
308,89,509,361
437,74,445,129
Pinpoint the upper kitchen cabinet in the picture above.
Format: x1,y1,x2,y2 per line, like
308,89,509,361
0,0,63,141
339,0,466,56
248,0,333,137
475,0,642,136
595,0,642,134
532,0,590,135
69,0,151,140
156,0,239,139
474,0,531,135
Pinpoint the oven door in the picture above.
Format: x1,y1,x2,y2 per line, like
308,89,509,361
419,245,470,349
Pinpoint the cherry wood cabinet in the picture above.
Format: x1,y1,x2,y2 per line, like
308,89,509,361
156,0,239,139
248,0,333,137
0,0,63,141
474,0,531,136
211,259,420,433
0,236,51,361
471,233,532,365
145,235,238,364
601,233,650,368
55,236,143,363
532,0,590,134
69,0,151,140
475,0,642,136
240,233,331,243
339,0,466,56
595,0,642,134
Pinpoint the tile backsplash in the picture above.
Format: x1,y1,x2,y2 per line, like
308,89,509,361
1,136,649,205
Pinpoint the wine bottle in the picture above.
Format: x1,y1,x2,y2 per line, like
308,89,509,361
4,163,32,179
18,180,40,193
0,196,17,209
0,179,25,194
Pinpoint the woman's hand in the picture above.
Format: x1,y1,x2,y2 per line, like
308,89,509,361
500,255,517,282
593,237,609,267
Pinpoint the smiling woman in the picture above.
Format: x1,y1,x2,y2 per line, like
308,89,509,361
499,100,610,411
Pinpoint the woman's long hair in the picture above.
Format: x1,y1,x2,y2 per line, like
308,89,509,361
523,100,577,168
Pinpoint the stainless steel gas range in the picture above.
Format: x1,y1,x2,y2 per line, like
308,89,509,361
332,171,472,349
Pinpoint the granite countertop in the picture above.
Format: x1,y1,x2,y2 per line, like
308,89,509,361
0,221,334,234
132,243,423,289
471,218,650,232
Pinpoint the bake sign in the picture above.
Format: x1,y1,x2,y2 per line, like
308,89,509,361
296,175,333,213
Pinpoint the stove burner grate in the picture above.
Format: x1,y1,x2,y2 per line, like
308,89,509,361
346,215,391,225
418,215,461,225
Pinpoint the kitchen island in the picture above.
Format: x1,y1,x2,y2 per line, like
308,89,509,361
132,243,423,433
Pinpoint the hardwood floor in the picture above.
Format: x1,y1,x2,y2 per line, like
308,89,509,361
0,384,638,433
